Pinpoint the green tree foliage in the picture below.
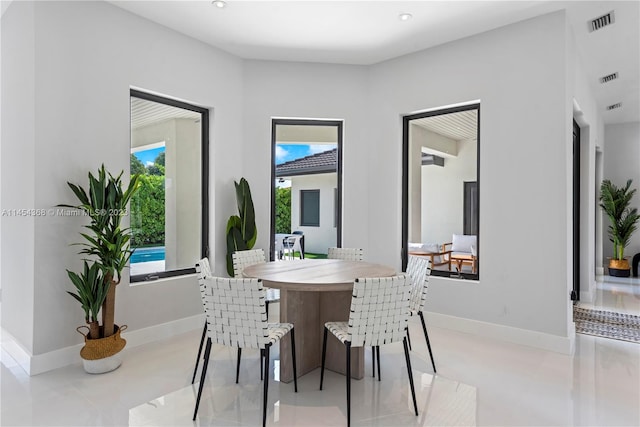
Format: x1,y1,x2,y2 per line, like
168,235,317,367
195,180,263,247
275,187,291,234
154,151,165,167
130,152,166,247
130,154,146,175
147,163,165,176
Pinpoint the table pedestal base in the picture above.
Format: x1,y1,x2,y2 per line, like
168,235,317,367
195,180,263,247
279,289,364,383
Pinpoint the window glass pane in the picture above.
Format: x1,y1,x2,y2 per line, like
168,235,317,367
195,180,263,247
405,104,479,279
300,189,320,226
130,93,205,280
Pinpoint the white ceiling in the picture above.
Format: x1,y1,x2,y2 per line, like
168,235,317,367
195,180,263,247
110,1,639,124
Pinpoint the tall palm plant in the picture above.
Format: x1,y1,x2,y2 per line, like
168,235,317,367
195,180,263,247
61,165,141,338
599,179,640,261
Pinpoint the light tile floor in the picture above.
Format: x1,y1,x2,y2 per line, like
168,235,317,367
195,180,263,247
2,275,639,426
2,304,639,426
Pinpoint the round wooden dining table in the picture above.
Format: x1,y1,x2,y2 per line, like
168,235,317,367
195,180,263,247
243,259,395,383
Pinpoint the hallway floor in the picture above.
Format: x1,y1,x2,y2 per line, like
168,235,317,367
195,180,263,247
581,275,640,316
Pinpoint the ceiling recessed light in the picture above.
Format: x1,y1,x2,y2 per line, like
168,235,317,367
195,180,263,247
399,13,413,22
212,0,227,8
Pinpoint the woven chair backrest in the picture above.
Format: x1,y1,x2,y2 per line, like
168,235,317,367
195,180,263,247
406,255,432,313
200,276,268,349
196,258,212,280
327,247,364,261
232,249,266,278
347,274,411,347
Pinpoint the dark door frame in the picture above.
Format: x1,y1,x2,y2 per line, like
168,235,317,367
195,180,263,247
572,119,580,301
463,181,478,236
270,118,343,261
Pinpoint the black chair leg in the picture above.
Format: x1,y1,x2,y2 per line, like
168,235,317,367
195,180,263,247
191,321,207,384
403,337,418,417
193,338,212,420
290,328,298,393
262,344,271,427
371,346,375,377
346,341,352,427
266,301,270,319
235,347,242,384
376,346,381,382
419,311,437,373
320,327,328,390
406,325,413,351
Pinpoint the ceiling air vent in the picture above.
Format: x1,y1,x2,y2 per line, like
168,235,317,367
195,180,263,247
606,102,622,111
589,11,615,32
600,72,619,84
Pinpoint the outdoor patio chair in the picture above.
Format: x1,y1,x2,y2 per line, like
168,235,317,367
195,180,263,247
319,275,418,426
327,247,364,261
193,276,298,426
282,235,304,259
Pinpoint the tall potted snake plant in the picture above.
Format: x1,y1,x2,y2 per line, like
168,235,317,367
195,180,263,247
61,165,141,373
226,178,257,276
599,179,640,277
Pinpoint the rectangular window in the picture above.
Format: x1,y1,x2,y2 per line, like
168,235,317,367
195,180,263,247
129,90,209,282
300,189,320,227
403,103,480,279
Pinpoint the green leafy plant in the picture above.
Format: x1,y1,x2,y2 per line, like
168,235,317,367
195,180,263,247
61,165,141,338
599,179,640,261
66,261,108,339
275,187,291,234
226,178,257,276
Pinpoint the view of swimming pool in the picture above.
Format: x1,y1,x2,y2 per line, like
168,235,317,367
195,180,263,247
131,246,165,263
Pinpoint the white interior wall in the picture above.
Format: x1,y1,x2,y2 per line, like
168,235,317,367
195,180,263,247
421,138,477,245
1,1,36,354
1,1,243,365
603,122,640,262
290,173,337,254
368,11,572,339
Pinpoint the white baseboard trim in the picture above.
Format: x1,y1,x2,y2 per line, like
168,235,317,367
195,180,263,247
423,311,574,355
3,314,205,376
1,328,34,375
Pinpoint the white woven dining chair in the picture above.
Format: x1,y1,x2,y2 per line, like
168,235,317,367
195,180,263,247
371,256,437,380
406,255,436,373
232,249,280,319
192,258,212,384
193,276,298,427
319,275,418,426
327,247,364,261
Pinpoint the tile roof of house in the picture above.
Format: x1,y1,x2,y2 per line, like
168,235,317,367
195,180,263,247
276,148,337,177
